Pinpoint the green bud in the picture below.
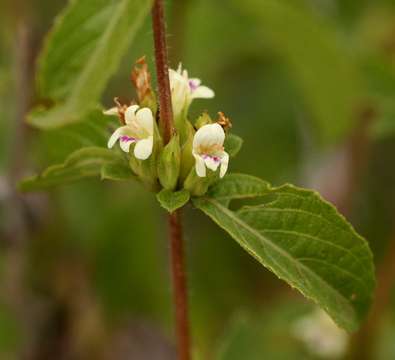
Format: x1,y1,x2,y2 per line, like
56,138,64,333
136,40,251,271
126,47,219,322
158,134,181,190
183,166,217,197
179,122,195,183
174,112,189,145
194,112,212,129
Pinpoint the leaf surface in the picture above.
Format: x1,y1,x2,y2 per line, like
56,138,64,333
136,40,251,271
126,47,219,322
29,0,153,129
20,147,126,191
194,175,375,331
157,189,190,213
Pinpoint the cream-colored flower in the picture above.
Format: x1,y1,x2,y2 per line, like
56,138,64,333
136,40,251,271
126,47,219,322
169,64,214,118
292,308,349,359
192,123,229,178
105,105,154,160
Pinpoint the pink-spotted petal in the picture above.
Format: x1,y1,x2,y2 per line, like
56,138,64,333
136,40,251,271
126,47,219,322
118,135,137,153
203,155,221,172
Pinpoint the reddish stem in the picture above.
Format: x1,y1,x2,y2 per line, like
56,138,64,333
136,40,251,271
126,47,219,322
168,210,191,360
152,0,174,144
151,1,191,359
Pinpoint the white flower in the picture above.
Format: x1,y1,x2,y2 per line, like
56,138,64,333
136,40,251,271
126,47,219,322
291,308,349,359
192,123,229,178
169,64,215,118
105,105,154,160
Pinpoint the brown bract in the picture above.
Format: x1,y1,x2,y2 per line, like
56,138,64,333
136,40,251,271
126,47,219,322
217,111,232,131
113,97,130,125
131,56,156,111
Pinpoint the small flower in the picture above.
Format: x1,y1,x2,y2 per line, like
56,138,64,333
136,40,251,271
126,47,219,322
291,308,349,359
192,123,229,178
169,64,215,118
106,105,154,160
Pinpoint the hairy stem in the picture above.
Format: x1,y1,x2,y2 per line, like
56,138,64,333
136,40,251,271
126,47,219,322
152,0,174,144
168,210,191,360
151,1,191,359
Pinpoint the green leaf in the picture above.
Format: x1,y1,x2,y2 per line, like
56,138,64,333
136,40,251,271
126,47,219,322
233,0,364,144
19,147,125,191
39,108,118,163
156,189,190,213
193,177,375,332
28,0,153,129
216,302,314,360
101,161,135,181
208,174,270,203
224,134,243,157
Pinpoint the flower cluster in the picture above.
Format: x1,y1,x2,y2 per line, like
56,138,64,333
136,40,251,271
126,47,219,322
104,59,233,194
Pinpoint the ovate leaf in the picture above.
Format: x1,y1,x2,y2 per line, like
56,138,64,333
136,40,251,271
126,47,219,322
29,0,153,129
193,176,375,332
19,147,126,191
224,134,243,157
208,174,270,202
156,189,190,213
101,161,135,181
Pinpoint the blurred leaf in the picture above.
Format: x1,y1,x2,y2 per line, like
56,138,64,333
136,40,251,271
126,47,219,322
19,147,125,191
361,55,395,139
101,161,135,181
28,0,153,129
0,303,20,355
216,302,313,360
224,134,243,157
194,178,375,332
156,189,190,213
38,108,118,163
233,0,364,144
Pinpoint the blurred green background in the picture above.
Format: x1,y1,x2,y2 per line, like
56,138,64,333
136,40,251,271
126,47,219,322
1,0,395,358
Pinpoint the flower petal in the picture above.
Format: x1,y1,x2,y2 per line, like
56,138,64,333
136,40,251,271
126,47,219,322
189,78,201,87
191,86,215,99
108,127,126,149
193,153,206,177
134,136,153,160
204,156,220,172
124,105,140,124
193,123,225,150
119,137,135,153
135,108,154,135
103,107,119,116
219,152,229,178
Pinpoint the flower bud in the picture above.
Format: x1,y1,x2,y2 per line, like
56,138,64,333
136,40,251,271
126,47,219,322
194,112,212,129
179,122,195,182
183,167,212,197
169,65,214,143
158,134,181,190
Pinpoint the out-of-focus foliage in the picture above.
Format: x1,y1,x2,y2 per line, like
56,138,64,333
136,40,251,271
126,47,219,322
29,0,153,129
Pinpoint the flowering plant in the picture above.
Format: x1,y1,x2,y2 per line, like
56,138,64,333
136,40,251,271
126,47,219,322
18,0,375,358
